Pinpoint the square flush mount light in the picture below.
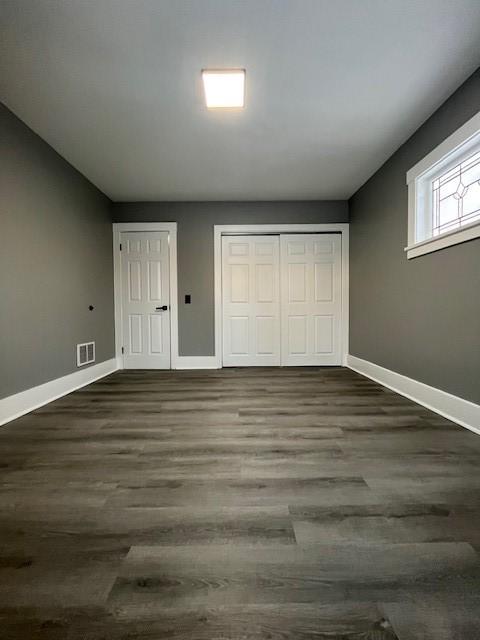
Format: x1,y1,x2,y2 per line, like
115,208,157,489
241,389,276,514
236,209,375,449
202,69,245,109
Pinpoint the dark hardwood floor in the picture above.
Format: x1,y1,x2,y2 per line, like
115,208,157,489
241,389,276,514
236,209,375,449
1,367,479,639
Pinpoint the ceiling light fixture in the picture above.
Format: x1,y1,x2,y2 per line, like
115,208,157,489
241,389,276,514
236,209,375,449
202,69,245,109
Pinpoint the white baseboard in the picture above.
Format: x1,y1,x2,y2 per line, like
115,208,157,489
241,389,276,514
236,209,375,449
175,356,220,370
346,354,480,435
0,358,119,426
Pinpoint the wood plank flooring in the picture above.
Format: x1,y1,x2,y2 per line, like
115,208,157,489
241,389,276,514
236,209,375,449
1,366,479,639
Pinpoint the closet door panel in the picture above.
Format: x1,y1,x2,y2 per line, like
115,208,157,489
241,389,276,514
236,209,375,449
222,236,281,366
280,234,342,366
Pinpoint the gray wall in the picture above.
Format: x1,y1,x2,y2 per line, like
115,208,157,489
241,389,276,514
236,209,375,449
0,103,115,399
349,68,480,404
112,201,348,356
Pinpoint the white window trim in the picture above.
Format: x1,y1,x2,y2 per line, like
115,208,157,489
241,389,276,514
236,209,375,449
405,110,480,259
213,223,349,367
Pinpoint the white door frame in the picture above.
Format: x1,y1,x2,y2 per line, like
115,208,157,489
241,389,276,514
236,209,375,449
113,222,179,369
214,223,349,368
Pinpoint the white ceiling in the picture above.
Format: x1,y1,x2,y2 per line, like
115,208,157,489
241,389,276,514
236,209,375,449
1,0,480,201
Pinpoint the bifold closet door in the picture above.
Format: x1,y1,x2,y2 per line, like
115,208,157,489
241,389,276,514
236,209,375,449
222,235,281,366
280,234,342,366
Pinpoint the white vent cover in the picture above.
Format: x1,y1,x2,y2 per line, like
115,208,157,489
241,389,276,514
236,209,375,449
77,341,95,367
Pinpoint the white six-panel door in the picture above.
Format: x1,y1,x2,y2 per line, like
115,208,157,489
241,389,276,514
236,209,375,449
221,233,342,367
121,231,171,369
280,234,342,365
222,235,281,366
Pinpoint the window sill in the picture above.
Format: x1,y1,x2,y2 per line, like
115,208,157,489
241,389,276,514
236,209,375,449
405,221,480,259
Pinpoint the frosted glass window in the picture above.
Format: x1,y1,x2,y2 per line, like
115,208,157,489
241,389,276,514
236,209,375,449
431,150,480,236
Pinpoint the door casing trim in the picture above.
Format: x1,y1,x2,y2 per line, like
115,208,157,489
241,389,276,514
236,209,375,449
214,223,349,368
113,222,179,369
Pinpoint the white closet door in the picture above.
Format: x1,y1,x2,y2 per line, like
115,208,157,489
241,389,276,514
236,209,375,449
121,231,171,369
280,234,342,366
222,235,281,366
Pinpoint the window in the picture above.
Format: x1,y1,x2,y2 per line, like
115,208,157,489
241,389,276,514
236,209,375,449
406,111,480,259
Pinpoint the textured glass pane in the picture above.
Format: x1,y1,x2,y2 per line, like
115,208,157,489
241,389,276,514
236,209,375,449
462,161,480,186
463,182,480,217
438,179,457,200
438,197,459,227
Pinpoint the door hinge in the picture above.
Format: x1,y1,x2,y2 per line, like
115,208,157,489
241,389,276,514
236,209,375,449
121,346,124,354
119,243,122,251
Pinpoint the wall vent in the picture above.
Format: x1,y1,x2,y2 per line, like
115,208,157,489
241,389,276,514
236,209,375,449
77,341,95,367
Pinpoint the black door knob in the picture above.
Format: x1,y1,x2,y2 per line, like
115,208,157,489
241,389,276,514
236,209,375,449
155,305,169,311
